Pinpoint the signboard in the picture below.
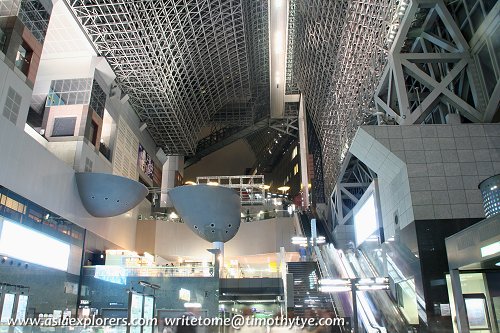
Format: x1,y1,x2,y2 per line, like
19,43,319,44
128,293,144,333
440,304,451,317
1,293,15,323
465,297,489,329
354,193,378,246
138,144,154,180
143,296,155,333
179,288,190,302
15,295,28,321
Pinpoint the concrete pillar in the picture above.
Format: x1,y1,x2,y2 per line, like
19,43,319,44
298,94,310,209
213,241,224,278
160,155,184,207
450,269,470,333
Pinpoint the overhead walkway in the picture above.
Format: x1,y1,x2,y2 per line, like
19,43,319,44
184,115,270,168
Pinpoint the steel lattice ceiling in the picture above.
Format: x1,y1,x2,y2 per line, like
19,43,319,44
66,0,400,198
292,0,398,196
66,0,269,155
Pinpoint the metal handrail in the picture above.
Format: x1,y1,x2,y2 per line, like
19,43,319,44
313,245,348,333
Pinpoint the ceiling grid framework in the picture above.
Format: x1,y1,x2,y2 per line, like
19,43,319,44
293,0,398,196
66,0,260,155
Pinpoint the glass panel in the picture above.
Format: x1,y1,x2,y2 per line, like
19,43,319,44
477,44,497,97
469,4,485,33
482,0,496,14
492,25,500,69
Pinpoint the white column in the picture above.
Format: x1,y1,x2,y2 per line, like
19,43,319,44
160,155,184,207
298,94,310,208
213,241,224,277
311,218,317,240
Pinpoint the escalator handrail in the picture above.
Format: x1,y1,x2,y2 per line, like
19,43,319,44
313,245,347,333
331,245,387,333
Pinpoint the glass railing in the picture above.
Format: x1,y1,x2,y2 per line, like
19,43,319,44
223,267,280,279
84,265,213,278
83,265,281,279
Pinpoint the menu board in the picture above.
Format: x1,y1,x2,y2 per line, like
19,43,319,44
1,294,16,323
143,296,155,333
465,298,489,329
128,293,144,333
15,295,28,321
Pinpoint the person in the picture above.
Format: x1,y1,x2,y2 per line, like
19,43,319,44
299,247,307,261
176,312,196,333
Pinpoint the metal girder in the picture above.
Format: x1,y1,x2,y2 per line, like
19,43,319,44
374,0,491,126
269,117,298,138
331,156,376,227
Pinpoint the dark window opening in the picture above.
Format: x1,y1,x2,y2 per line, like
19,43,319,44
89,120,98,146
15,42,33,76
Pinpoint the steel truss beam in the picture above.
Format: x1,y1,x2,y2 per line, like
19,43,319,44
292,0,397,197
374,0,489,125
331,154,376,227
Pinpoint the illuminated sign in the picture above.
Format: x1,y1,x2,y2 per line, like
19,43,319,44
179,288,191,302
354,194,378,246
0,220,70,271
15,295,28,321
0,294,15,323
480,241,500,258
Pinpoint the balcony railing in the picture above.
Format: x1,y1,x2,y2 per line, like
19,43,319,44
83,265,281,279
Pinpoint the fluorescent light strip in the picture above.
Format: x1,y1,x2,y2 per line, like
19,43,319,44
0,219,70,271
481,241,500,258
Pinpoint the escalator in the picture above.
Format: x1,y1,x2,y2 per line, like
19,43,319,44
320,243,421,332
295,212,411,332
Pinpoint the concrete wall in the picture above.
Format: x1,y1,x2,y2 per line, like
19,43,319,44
0,117,138,250
348,123,500,240
0,55,32,129
137,216,298,260
0,262,80,314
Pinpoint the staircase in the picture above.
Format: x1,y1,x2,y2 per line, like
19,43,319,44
287,261,334,317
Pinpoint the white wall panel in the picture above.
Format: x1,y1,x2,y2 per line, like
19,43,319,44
0,118,137,250
152,217,296,260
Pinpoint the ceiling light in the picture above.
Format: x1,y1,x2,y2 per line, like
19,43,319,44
184,303,202,308
495,262,500,267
